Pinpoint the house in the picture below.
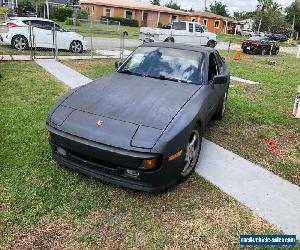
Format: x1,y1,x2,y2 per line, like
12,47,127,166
79,0,237,33
237,18,254,30
80,0,190,27
190,11,238,34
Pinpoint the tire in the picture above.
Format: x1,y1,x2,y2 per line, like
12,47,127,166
215,89,228,120
260,47,267,56
180,124,202,181
243,49,248,54
11,35,28,51
70,40,83,53
164,37,174,43
273,48,279,55
207,40,217,48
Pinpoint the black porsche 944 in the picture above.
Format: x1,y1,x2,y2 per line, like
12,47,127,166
46,43,230,192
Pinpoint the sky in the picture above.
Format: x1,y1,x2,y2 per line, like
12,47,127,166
156,0,294,14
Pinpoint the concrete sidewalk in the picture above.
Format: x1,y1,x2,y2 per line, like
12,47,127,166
196,139,300,238
36,58,300,238
36,59,91,88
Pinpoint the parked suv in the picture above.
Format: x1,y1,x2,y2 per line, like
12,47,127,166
0,17,87,53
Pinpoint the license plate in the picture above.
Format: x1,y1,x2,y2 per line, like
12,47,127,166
246,46,250,50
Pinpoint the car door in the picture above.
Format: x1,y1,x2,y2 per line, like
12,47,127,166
171,22,187,43
53,22,69,50
31,20,53,48
206,52,226,119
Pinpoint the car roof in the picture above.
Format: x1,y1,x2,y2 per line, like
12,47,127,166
8,17,54,22
140,42,215,54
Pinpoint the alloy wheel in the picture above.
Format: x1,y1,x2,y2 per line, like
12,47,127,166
13,36,27,51
71,41,82,53
221,92,227,117
181,129,200,177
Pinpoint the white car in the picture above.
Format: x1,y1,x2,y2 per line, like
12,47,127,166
139,21,217,48
238,29,255,37
0,17,87,53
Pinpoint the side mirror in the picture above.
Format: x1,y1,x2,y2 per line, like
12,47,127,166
115,60,122,69
213,75,227,85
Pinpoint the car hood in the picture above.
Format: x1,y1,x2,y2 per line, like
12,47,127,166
62,73,201,129
50,73,201,149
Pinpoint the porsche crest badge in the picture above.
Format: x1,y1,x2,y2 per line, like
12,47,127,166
96,120,104,126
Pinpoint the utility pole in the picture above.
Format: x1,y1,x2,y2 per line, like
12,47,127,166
291,14,296,39
46,0,49,19
204,0,207,11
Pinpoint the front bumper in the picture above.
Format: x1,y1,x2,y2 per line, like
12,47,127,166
47,126,179,192
241,44,260,53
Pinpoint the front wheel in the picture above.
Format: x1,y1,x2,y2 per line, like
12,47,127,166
180,125,202,181
70,40,83,53
11,35,28,51
260,47,267,56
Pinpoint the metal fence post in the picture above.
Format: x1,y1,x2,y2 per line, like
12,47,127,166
29,21,33,61
90,18,93,59
54,24,58,60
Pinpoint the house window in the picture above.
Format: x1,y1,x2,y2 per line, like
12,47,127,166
171,15,178,22
105,8,111,17
214,20,220,28
126,10,133,20
189,23,193,32
203,19,208,26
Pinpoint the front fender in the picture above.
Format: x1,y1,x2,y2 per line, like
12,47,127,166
151,87,209,157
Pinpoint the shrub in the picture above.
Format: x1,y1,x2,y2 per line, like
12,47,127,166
0,7,7,15
64,17,81,26
101,16,139,27
77,10,89,20
53,7,73,22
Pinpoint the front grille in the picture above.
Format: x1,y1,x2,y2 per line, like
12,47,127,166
69,150,122,170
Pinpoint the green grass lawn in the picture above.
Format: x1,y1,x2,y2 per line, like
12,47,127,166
217,33,246,45
63,52,300,186
58,21,140,39
0,61,283,249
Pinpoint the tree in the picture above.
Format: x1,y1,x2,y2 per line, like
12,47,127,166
209,1,229,17
285,0,300,33
165,0,181,10
233,11,255,20
151,0,160,6
253,0,290,34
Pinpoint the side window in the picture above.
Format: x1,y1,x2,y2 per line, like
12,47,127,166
32,20,53,30
208,53,219,82
41,21,54,30
172,22,186,30
195,24,202,32
189,23,193,32
214,51,223,69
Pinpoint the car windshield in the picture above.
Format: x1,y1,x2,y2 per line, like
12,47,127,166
118,47,204,85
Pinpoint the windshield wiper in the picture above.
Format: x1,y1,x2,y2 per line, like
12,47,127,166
119,69,145,77
158,74,192,84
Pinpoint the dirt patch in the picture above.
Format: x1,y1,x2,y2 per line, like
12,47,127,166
8,218,84,250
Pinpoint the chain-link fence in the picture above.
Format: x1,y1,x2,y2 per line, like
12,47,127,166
0,16,130,61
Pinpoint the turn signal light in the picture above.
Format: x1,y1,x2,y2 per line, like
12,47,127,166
142,159,157,170
168,150,183,161
48,131,52,140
